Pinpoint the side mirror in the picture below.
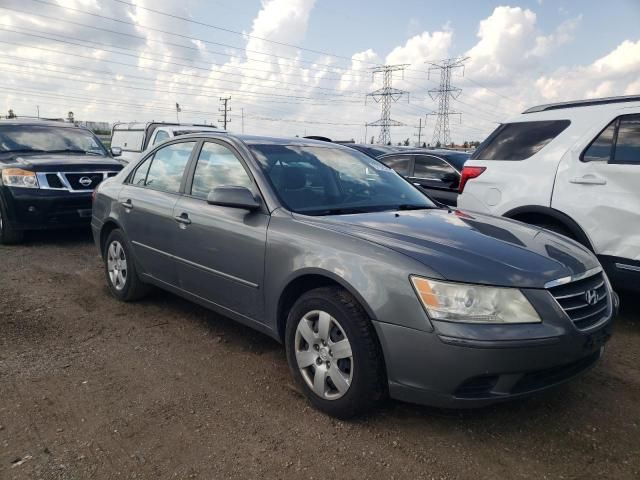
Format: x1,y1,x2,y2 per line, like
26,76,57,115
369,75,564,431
207,186,260,210
110,146,122,157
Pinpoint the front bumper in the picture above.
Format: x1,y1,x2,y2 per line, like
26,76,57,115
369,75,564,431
2,187,93,231
374,289,618,408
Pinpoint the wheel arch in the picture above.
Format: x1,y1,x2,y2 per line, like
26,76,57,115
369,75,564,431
99,219,124,258
275,269,377,343
503,205,594,251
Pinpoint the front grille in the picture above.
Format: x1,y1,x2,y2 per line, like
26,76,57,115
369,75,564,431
64,173,106,190
548,271,610,330
454,375,499,398
45,173,64,189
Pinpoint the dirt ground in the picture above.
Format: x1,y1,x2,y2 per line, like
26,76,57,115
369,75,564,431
1,230,639,480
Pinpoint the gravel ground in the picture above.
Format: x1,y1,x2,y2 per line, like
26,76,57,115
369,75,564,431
1,230,639,479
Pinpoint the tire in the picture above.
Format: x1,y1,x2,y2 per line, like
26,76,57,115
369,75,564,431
0,198,24,245
285,286,386,419
104,229,150,301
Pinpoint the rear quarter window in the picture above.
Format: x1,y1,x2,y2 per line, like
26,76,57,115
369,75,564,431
471,120,570,161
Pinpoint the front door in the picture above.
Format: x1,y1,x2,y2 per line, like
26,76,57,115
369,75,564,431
552,114,640,263
117,141,196,286
172,140,269,321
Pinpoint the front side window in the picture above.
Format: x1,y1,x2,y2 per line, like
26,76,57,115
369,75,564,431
380,155,410,176
131,157,152,186
153,130,170,145
471,120,571,161
582,121,616,162
191,142,253,199
142,142,195,193
251,144,434,215
0,125,106,156
413,156,458,181
613,115,640,164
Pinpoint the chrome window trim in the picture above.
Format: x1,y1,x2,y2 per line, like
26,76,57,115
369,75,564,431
543,266,603,289
615,262,640,273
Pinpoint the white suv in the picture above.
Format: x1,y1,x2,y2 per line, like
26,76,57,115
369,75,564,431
458,95,640,292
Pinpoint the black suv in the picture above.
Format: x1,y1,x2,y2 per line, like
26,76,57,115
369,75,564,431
0,120,123,243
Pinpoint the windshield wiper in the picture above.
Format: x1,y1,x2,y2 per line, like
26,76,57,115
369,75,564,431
1,148,46,154
46,149,103,156
394,204,438,211
302,207,375,216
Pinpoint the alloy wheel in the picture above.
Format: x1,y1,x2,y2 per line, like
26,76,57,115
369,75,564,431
107,240,128,291
294,310,354,400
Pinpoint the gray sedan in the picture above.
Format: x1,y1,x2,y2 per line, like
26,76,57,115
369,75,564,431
91,133,617,418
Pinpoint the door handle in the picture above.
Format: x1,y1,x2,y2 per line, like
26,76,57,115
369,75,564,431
174,213,192,225
121,199,133,209
569,175,607,185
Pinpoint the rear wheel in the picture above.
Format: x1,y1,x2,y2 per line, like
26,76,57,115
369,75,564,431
0,199,24,245
104,229,150,301
285,286,386,419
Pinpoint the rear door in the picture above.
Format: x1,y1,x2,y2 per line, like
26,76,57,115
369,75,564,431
552,114,640,261
408,154,460,206
172,140,269,321
117,140,197,286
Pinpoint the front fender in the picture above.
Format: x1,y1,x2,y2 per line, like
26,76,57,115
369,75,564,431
264,215,440,334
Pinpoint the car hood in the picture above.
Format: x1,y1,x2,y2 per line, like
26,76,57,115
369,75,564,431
0,153,122,171
298,208,599,289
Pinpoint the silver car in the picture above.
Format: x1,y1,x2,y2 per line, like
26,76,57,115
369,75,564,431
92,133,617,418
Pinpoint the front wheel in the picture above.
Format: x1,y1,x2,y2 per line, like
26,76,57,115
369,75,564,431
104,229,150,301
285,286,386,418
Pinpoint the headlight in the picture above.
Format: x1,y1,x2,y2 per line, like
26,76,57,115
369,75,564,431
410,276,541,324
2,168,39,188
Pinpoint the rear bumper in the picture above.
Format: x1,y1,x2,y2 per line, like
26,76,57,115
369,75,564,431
373,291,618,409
1,187,93,231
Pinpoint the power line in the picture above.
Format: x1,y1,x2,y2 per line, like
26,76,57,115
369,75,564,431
366,65,410,145
0,27,365,99
107,0,381,67
27,0,378,71
0,5,371,83
427,57,469,146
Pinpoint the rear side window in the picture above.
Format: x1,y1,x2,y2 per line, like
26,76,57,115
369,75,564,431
471,120,571,161
613,116,640,164
380,156,410,176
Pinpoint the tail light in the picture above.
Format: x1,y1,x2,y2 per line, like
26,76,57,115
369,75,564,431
459,166,486,193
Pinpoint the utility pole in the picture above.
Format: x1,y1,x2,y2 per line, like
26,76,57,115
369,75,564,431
176,102,181,122
36,105,39,119
414,117,424,146
426,57,469,146
241,107,244,134
219,97,231,130
365,64,409,145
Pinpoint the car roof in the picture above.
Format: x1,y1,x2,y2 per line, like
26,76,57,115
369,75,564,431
507,98,640,124
0,119,79,128
176,132,354,148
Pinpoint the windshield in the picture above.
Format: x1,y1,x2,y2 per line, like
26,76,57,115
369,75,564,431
250,144,436,215
0,125,107,156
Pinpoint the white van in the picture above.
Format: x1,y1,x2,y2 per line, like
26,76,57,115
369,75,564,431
111,122,222,163
458,95,640,292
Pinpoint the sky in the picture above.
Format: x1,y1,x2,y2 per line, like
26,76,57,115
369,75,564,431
0,0,639,144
